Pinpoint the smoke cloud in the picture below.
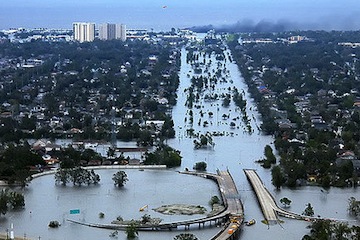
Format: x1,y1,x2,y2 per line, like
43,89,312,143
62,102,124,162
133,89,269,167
188,17,360,33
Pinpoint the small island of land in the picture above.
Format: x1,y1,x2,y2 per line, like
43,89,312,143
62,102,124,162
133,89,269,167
153,204,207,215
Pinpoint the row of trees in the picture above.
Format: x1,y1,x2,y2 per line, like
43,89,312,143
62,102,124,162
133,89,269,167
143,144,182,167
54,167,100,186
54,168,129,187
0,144,44,186
303,220,360,240
193,134,214,149
0,188,25,216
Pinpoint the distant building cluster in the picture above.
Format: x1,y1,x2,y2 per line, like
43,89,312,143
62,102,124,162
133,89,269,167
73,22,127,43
0,25,198,44
240,35,311,45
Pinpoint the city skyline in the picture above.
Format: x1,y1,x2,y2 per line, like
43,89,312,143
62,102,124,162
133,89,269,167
0,0,360,31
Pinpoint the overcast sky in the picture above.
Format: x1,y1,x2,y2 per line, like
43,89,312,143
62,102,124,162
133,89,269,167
1,0,359,30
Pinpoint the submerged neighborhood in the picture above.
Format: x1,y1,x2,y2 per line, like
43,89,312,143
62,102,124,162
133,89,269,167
0,24,360,239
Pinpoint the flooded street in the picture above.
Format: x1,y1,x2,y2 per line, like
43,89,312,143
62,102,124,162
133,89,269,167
167,44,359,239
1,41,359,240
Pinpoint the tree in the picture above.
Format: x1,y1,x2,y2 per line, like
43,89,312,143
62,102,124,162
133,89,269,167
112,171,128,187
140,214,151,224
209,196,220,206
0,189,25,217
107,147,116,159
54,167,100,186
280,197,292,208
193,161,207,171
48,220,60,228
0,144,44,184
0,189,9,216
302,220,359,240
303,203,314,217
348,197,360,217
143,144,182,167
55,168,71,185
8,191,25,209
303,219,331,240
174,233,199,240
333,222,352,240
264,145,276,164
193,134,214,149
126,221,138,239
271,165,284,189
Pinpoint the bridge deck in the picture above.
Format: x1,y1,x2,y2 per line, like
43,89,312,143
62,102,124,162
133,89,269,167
244,169,279,223
244,169,307,224
211,170,243,240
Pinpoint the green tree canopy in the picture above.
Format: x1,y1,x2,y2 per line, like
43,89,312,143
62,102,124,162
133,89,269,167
112,170,128,187
193,161,207,171
0,144,44,184
271,165,285,189
0,188,25,217
303,203,314,217
280,197,292,207
143,144,182,167
174,233,199,240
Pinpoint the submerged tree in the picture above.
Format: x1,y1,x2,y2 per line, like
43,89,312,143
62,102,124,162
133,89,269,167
303,203,314,217
125,221,138,239
112,171,128,187
54,167,100,186
348,197,360,217
143,144,182,167
280,197,292,208
302,219,360,240
0,188,25,217
193,134,214,149
174,233,199,240
193,161,207,171
271,165,285,190
264,145,276,164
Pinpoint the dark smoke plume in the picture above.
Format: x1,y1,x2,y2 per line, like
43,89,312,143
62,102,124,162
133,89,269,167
187,16,360,33
188,19,300,33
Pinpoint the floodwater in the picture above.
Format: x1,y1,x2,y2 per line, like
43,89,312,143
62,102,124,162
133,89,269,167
1,41,359,240
0,169,220,240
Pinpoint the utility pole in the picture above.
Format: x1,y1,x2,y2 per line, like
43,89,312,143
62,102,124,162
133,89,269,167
10,223,14,240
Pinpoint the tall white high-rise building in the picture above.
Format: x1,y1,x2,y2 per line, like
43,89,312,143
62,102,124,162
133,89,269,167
73,22,95,43
99,23,116,40
98,23,126,41
115,24,127,41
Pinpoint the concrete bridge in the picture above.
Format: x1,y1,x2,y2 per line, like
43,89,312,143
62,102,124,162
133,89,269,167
68,170,244,240
244,169,308,224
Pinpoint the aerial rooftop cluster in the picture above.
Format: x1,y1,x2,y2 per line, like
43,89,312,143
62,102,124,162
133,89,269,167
229,30,360,188
0,29,194,183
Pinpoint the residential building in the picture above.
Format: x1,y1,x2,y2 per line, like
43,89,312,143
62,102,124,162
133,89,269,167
99,23,116,40
73,22,95,42
98,23,126,41
116,24,126,41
